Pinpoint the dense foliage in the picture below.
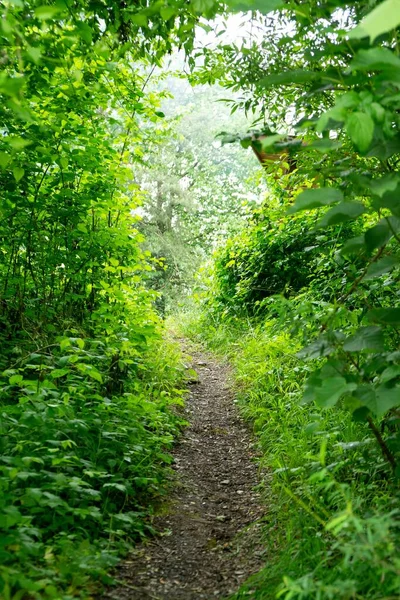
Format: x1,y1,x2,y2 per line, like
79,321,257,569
184,0,400,598
4,0,400,598
0,1,198,597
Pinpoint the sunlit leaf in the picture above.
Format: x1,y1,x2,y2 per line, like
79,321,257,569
349,0,400,42
346,112,374,153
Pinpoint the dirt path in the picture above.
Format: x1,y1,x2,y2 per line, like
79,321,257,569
104,350,265,599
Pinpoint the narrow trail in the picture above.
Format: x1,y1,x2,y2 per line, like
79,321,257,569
104,350,266,599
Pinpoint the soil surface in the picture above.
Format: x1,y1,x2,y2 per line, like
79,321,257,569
103,350,265,600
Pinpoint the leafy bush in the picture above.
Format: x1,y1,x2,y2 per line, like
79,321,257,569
0,324,186,599
204,200,362,318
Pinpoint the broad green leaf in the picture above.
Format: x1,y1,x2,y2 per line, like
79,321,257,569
160,7,176,19
350,48,400,71
50,368,70,379
0,152,11,169
349,0,400,43
341,235,366,256
103,482,126,492
74,22,93,44
314,377,356,409
364,255,399,280
343,326,385,352
192,0,216,13
370,174,400,197
34,5,62,20
76,363,103,383
0,73,25,98
131,13,148,26
367,308,400,325
297,334,336,359
364,221,392,251
376,384,400,416
258,134,285,149
317,93,360,132
288,188,343,214
26,46,42,64
380,365,400,383
13,167,24,182
352,385,378,414
346,112,374,152
317,202,365,228
369,102,385,123
374,185,400,216
59,338,71,351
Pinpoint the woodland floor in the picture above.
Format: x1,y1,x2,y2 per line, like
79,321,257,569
103,346,266,600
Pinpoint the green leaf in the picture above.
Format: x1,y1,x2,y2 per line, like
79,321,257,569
374,185,400,216
367,308,400,325
350,48,400,71
317,202,366,228
364,255,399,280
314,377,356,409
346,112,374,152
160,7,176,20
297,334,336,360
225,0,283,13
257,70,317,88
349,0,400,43
0,73,25,98
50,368,70,379
76,363,103,383
34,5,62,20
380,365,400,384
74,22,93,44
59,338,71,351
131,13,148,27
352,385,378,414
13,167,24,182
26,46,42,64
6,136,31,150
103,482,127,492
376,384,400,416
364,221,392,251
0,152,11,169
370,174,400,197
258,134,285,149
341,235,366,256
343,326,385,352
288,188,343,214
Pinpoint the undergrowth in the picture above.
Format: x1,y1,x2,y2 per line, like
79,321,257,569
0,322,186,600
177,309,400,600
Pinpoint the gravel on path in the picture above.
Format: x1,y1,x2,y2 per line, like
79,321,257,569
102,349,266,600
